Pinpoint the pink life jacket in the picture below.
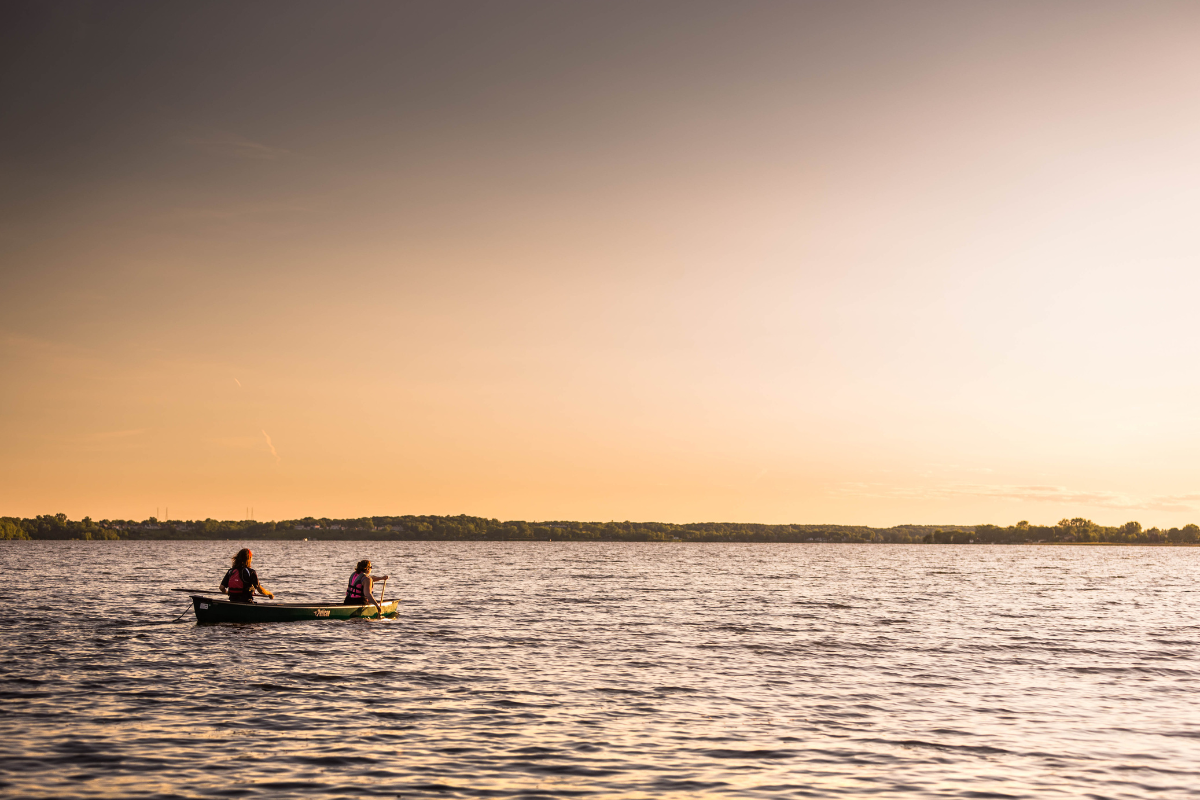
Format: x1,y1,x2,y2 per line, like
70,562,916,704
346,572,365,601
224,567,252,598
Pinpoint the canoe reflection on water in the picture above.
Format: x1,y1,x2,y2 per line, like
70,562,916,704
190,595,400,623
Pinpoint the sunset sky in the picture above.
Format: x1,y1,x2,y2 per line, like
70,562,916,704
4,1,1200,526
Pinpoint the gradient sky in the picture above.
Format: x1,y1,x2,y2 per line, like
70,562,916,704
4,1,1200,526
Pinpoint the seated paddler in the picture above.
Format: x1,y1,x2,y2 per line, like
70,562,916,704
220,548,274,603
345,559,390,612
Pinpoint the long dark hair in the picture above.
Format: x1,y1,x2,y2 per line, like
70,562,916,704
232,548,252,568
355,559,371,573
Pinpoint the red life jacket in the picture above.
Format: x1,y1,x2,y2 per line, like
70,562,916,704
224,567,252,596
346,572,365,601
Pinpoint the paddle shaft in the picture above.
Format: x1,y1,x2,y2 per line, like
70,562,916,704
170,589,277,598
171,588,276,597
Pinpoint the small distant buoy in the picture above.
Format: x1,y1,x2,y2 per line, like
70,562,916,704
303,538,308,541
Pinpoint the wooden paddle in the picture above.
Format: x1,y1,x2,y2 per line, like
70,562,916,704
375,577,388,616
171,588,278,600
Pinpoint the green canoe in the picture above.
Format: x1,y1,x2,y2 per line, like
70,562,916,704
191,595,399,623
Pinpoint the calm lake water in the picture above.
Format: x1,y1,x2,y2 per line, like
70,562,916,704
1,541,1198,799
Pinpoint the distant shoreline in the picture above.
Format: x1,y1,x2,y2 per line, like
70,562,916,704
3,514,1197,545
5,538,1197,546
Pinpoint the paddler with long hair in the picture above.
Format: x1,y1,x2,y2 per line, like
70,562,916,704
345,559,389,612
220,548,274,603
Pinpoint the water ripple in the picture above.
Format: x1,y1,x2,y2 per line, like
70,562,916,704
1,541,1199,798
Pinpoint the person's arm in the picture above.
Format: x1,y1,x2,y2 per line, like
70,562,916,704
219,574,229,594
365,576,381,611
254,580,275,600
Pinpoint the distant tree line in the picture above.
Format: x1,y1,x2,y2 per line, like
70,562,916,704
947,518,1199,545
1,514,1197,545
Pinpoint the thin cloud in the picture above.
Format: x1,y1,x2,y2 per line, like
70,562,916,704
1,331,55,350
261,430,280,464
88,428,148,441
60,428,149,446
234,378,241,387
185,133,289,160
830,483,1200,513
210,436,258,449
163,199,314,222
2,331,91,360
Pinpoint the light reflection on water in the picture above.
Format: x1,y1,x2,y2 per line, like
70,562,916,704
1,541,1199,798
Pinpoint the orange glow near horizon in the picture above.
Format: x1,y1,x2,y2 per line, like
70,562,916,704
5,3,1200,526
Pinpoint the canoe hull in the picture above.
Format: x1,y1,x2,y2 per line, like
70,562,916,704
191,595,399,623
